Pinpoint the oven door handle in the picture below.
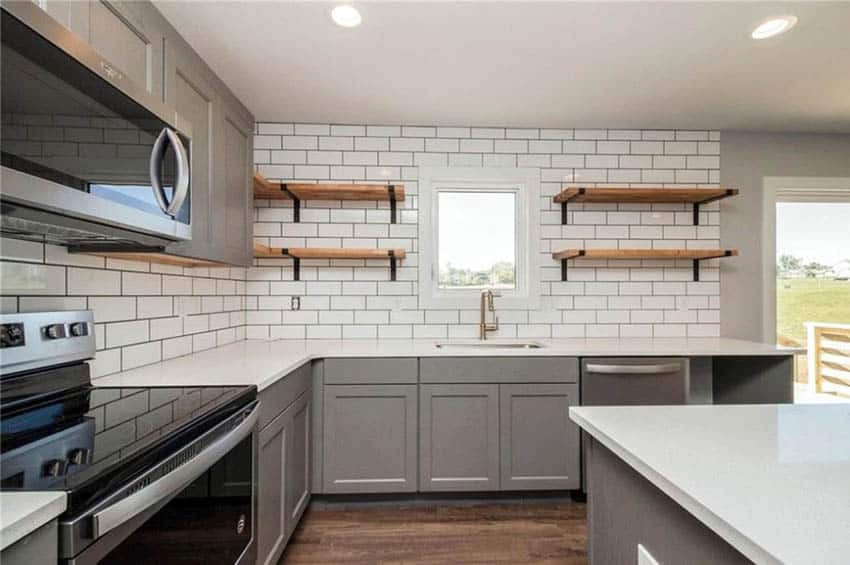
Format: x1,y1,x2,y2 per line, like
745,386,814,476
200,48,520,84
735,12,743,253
90,401,258,539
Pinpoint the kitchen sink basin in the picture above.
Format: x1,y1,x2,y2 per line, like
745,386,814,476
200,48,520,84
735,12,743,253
435,341,544,350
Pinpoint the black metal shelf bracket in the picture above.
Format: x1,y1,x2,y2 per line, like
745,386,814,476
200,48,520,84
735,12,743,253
280,248,300,281
560,250,585,281
692,250,733,282
388,185,398,224
692,189,736,226
388,250,398,281
280,183,300,222
560,187,585,225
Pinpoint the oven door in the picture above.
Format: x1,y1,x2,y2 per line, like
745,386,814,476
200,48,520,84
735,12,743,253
60,401,258,565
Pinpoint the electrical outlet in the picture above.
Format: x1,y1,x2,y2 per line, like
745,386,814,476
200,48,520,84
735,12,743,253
291,296,301,311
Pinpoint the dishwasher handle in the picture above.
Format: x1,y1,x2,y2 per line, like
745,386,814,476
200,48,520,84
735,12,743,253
584,362,683,375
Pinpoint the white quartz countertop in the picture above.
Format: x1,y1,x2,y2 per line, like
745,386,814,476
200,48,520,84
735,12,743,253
93,337,795,390
570,404,850,565
0,492,66,550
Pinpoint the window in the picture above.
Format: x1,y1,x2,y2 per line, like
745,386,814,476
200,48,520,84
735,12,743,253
419,167,540,309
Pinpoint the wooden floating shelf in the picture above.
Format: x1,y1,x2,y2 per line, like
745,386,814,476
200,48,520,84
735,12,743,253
553,187,738,226
551,248,738,282
254,243,405,281
253,173,405,223
68,245,227,268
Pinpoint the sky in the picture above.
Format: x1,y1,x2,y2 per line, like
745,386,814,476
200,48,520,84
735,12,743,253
776,202,850,265
438,191,516,271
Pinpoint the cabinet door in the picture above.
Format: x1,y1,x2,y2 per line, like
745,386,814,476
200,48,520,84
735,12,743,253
323,385,418,494
88,1,164,98
35,1,91,41
284,392,311,540
163,38,217,261
256,409,288,565
215,104,253,266
499,383,580,490
420,384,500,492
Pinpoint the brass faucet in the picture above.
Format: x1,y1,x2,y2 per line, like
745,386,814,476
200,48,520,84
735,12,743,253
479,289,499,340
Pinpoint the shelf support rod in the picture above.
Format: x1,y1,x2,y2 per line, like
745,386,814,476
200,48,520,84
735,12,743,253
693,259,700,282
561,259,567,281
388,185,398,224
561,201,568,225
280,183,300,223
693,202,700,226
388,250,398,281
281,248,300,281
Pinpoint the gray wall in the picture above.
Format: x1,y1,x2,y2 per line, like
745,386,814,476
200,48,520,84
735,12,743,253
720,132,850,341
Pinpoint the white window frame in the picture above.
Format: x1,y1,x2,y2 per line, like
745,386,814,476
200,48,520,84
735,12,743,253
418,167,540,310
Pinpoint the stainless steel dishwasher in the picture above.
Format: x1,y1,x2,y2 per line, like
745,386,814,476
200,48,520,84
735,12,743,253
581,357,712,406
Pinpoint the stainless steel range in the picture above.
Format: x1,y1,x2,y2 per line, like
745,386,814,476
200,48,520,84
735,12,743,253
0,311,258,565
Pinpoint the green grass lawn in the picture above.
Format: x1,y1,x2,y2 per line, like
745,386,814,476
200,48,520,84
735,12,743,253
777,278,850,345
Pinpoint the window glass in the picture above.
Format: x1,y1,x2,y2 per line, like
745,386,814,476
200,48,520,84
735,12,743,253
437,191,516,290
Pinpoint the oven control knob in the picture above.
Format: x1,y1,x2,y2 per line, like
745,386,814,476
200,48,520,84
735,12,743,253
69,322,88,337
42,459,69,478
45,324,67,340
67,448,91,465
0,324,25,348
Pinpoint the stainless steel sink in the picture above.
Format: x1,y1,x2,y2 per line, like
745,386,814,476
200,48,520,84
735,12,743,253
435,341,544,350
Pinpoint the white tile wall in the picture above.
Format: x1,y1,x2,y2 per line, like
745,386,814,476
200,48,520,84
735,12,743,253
251,124,723,340
0,240,247,378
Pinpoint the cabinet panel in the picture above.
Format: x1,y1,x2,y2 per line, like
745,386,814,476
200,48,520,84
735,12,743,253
323,358,418,385
89,1,163,97
219,112,252,265
420,357,579,384
284,393,311,539
419,384,499,491
256,410,287,565
323,384,418,493
499,383,580,490
38,0,90,40
163,39,216,261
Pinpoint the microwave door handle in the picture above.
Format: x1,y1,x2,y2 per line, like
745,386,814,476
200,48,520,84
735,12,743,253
90,402,259,539
164,128,190,217
149,128,172,215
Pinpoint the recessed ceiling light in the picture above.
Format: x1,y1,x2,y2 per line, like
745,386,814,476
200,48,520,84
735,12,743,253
751,15,798,39
331,5,361,28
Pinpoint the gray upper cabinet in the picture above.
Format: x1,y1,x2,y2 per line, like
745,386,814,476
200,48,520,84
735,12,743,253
499,383,580,490
88,1,164,98
36,0,91,41
217,104,253,265
419,384,500,492
322,384,418,493
162,36,217,262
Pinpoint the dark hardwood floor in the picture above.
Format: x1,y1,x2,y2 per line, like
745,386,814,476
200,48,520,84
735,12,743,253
280,500,588,564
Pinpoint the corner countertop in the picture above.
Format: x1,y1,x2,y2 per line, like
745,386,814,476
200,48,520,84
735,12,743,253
570,404,850,565
92,337,796,391
0,492,66,550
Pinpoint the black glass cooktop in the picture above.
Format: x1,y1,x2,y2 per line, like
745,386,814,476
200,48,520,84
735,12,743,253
0,381,255,514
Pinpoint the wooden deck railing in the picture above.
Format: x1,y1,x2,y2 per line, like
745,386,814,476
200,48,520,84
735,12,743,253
806,322,850,396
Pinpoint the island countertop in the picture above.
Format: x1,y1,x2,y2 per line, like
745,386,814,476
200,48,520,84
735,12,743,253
93,337,795,390
570,404,850,565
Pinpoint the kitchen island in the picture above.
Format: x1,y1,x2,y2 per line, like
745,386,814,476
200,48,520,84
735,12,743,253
570,404,850,565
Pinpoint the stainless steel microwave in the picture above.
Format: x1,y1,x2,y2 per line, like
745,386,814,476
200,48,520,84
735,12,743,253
0,3,191,248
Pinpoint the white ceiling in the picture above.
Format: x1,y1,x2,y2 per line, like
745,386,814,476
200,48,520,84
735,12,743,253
153,1,850,132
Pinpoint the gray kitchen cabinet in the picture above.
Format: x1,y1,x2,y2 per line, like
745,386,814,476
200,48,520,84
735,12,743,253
0,519,58,565
322,384,418,493
215,98,254,265
162,36,218,263
88,1,165,98
31,0,91,41
419,384,500,492
499,383,580,490
256,363,312,565
257,405,289,565
284,392,311,538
